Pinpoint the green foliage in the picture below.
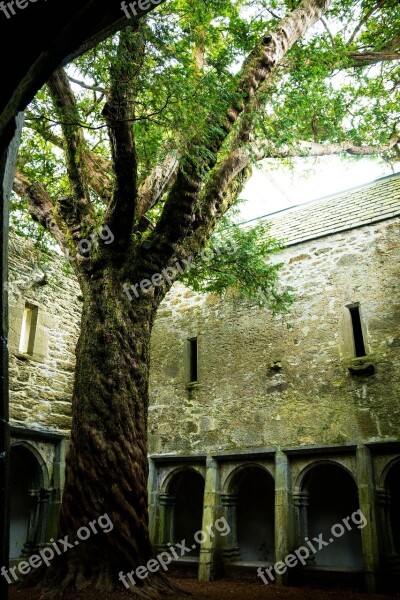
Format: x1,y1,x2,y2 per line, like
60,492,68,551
12,0,400,311
248,2,400,158
18,0,400,187
181,215,294,313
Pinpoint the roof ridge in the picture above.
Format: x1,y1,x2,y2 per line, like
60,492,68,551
264,171,400,246
239,171,400,226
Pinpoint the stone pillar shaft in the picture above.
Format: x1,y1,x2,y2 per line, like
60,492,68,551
356,445,379,593
220,493,240,562
376,487,400,568
45,438,68,542
293,491,309,543
275,452,291,585
199,457,220,581
158,492,175,552
22,487,53,556
148,459,158,549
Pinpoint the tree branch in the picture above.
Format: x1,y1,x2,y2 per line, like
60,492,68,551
23,116,64,147
346,4,400,67
349,51,400,67
321,17,335,46
150,0,332,264
47,69,90,202
24,115,113,202
179,158,253,262
178,133,400,262
347,0,387,46
85,152,113,202
68,76,105,94
383,33,400,54
136,153,179,220
193,25,206,75
47,68,96,239
250,137,400,159
13,170,69,252
102,26,142,250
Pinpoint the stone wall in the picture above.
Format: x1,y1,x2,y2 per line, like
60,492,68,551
7,214,400,453
148,217,400,454
8,233,81,434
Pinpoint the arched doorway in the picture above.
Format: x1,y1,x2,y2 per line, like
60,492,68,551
228,466,275,562
9,445,45,559
168,470,205,557
302,462,363,569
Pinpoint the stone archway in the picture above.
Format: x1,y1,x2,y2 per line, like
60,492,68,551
223,465,275,563
9,443,49,560
299,462,363,569
166,469,205,557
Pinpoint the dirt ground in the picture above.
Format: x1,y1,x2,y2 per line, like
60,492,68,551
9,578,400,600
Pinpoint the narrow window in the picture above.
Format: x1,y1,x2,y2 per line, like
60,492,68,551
19,303,38,355
348,304,366,357
188,337,198,382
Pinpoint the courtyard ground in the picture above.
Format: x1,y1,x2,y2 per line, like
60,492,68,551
9,578,400,600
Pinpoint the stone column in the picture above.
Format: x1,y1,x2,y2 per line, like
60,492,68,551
220,493,240,562
148,459,158,549
293,491,309,543
356,444,379,593
37,488,52,547
199,457,220,581
275,451,291,585
46,438,69,541
54,438,69,496
22,489,40,556
158,492,176,553
376,488,400,569
293,490,314,564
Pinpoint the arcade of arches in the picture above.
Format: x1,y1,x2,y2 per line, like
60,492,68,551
8,436,400,593
7,438,400,593
148,448,400,592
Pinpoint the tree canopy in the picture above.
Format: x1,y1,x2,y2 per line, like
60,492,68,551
12,0,400,313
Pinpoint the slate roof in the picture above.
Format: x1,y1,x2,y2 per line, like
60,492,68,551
258,172,400,247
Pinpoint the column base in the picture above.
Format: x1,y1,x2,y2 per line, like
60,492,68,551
222,546,241,562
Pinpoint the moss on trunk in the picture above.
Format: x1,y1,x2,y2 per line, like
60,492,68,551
33,270,174,597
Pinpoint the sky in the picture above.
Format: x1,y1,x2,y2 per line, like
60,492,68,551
237,156,399,222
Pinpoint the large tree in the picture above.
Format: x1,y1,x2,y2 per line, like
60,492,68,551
12,0,400,596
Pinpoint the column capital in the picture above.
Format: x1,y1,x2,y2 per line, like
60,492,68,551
28,489,40,500
206,456,218,469
293,491,309,507
376,488,391,506
159,492,176,507
220,493,238,507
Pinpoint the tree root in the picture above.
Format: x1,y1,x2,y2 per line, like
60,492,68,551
19,565,191,600
16,551,191,599
35,579,189,600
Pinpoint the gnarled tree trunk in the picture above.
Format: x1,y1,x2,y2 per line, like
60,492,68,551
37,270,173,598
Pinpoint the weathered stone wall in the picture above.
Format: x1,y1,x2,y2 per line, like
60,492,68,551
7,213,400,453
148,217,400,454
8,233,81,434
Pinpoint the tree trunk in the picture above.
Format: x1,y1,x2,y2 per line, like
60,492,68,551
35,269,174,598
